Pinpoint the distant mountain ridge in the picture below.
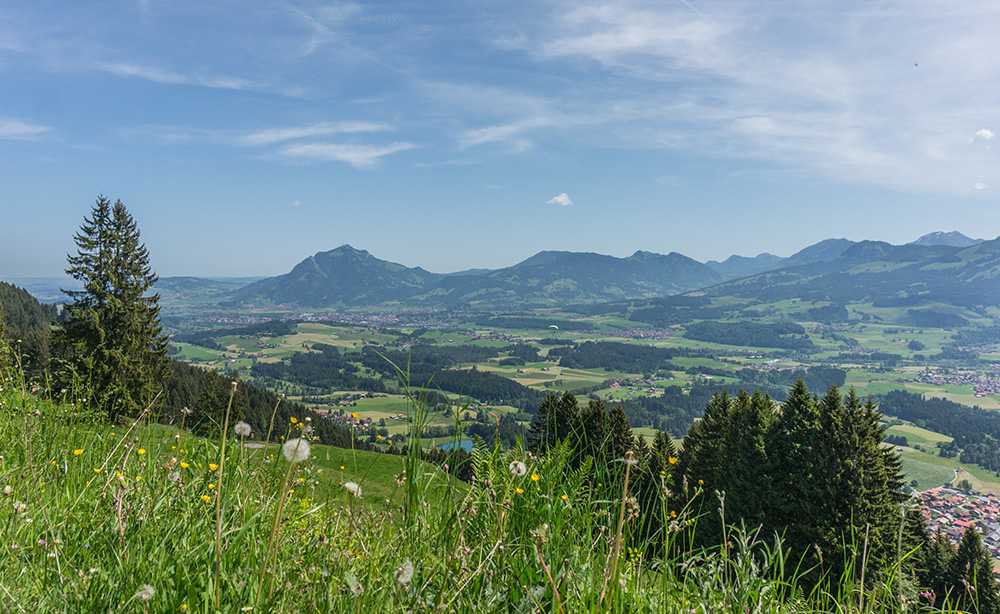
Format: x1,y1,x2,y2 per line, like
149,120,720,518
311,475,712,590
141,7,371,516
214,233,1000,310
11,231,996,311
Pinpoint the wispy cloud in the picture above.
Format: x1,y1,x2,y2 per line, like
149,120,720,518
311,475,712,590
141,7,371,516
240,122,389,146
0,118,52,140
546,193,574,206
489,0,1000,195
100,62,256,90
276,141,416,168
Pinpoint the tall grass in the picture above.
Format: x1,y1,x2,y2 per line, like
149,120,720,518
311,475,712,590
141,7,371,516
0,351,961,613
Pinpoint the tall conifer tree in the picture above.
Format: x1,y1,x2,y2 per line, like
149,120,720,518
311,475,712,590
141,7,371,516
55,196,168,420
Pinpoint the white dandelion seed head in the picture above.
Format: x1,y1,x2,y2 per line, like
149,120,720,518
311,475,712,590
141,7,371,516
2,485,11,496
623,450,639,466
168,471,181,482
134,584,155,602
234,421,252,437
508,460,527,477
394,558,414,584
282,438,311,463
344,482,361,497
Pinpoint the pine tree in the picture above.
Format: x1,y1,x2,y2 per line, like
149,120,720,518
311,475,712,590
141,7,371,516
948,528,1000,614
765,379,825,570
55,196,168,420
527,391,579,454
605,403,634,463
720,390,771,531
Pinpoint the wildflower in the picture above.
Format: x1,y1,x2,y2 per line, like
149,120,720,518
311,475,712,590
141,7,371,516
668,456,678,465
376,435,382,441
180,605,188,611
209,464,219,471
73,449,83,456
93,468,101,474
134,584,155,602
516,488,524,494
168,472,180,482
136,476,142,481
137,448,146,455
344,482,362,497
561,494,569,501
623,450,638,466
234,421,252,437
509,460,527,476
531,473,540,482
340,465,345,470
180,462,189,469
394,559,415,585
200,495,211,503
290,417,298,424
2,486,10,496
698,479,704,485
282,439,311,463
352,412,360,419
208,483,216,490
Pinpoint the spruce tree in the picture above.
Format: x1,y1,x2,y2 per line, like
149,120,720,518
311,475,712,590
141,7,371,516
948,528,1000,614
527,391,579,454
55,196,168,420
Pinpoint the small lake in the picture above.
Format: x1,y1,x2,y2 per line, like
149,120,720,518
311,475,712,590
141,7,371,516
435,439,474,452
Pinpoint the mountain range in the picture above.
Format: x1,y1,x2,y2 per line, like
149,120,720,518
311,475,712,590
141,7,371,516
212,231,998,311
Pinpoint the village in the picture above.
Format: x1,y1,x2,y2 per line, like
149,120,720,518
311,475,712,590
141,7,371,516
903,367,1000,398
919,483,1000,564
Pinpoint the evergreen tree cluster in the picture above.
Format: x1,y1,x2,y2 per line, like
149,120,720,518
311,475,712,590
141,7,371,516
0,281,54,374
674,381,909,586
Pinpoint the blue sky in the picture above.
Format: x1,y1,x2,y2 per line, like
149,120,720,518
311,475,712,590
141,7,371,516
2,0,999,278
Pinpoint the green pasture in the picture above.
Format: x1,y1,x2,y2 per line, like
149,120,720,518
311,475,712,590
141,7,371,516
884,423,953,446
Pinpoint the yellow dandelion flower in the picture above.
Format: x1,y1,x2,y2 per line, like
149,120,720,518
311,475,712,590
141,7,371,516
561,494,568,501
135,476,142,481
73,449,84,456
180,462,189,469
209,464,219,471
180,605,188,612
668,456,678,465
208,483,215,490
698,479,704,485
352,412,360,419
340,465,345,470
110,432,115,436
376,435,382,441
290,417,298,424
116,471,122,478
516,488,524,494
670,510,677,518
49,461,56,466
298,477,304,483
531,474,540,482
200,495,211,502
93,468,101,474
289,489,295,494
171,445,176,450
137,448,146,455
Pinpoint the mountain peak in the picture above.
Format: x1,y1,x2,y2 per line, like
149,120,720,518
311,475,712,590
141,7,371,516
909,231,983,247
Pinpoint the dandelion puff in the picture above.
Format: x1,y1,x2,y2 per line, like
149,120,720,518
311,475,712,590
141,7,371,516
134,584,155,602
168,471,180,482
2,485,11,496
344,482,361,497
623,450,638,466
508,460,526,477
282,438,311,463
234,421,251,437
394,559,414,585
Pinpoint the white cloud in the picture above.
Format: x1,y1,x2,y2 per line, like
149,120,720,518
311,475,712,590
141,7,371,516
974,183,987,190
546,193,574,206
0,118,51,140
971,128,995,142
277,141,416,168
240,122,389,146
100,62,255,90
291,200,301,207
